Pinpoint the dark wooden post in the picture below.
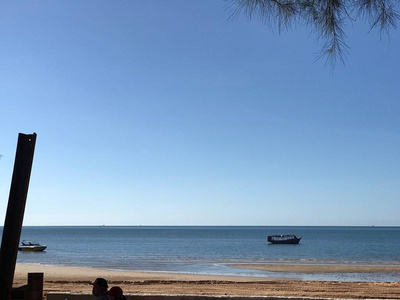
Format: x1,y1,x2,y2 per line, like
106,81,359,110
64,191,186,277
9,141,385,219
0,133,37,300
26,273,44,300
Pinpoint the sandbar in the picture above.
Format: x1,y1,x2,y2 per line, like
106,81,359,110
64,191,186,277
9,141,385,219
229,263,400,273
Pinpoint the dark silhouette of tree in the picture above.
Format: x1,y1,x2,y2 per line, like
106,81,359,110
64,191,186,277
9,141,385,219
226,0,399,67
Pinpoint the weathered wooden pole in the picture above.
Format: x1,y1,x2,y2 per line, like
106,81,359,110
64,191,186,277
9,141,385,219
26,273,44,300
0,133,37,300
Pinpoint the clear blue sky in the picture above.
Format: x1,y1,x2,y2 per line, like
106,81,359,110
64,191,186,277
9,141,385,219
1,1,399,226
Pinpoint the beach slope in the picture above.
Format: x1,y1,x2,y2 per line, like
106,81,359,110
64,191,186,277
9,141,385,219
14,264,400,299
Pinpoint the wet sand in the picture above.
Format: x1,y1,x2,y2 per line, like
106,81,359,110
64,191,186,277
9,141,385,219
13,264,400,299
229,263,400,273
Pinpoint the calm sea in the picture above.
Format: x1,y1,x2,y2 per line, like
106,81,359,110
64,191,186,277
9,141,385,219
2,226,400,282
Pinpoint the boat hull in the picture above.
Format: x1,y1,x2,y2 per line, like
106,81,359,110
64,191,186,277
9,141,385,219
268,238,301,244
267,235,302,244
18,246,47,251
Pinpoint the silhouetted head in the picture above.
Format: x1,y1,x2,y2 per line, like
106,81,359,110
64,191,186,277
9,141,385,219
91,278,108,296
107,286,125,300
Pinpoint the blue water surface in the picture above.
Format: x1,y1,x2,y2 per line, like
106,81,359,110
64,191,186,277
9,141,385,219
2,226,400,282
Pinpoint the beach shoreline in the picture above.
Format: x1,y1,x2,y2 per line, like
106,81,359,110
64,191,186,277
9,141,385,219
14,263,400,299
228,263,400,273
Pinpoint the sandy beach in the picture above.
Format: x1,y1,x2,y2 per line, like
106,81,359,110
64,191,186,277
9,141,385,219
13,264,400,299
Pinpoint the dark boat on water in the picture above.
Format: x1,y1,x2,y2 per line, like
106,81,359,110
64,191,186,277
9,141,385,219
267,234,302,244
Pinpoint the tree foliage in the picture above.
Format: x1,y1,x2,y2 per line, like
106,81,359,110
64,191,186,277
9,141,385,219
226,0,400,66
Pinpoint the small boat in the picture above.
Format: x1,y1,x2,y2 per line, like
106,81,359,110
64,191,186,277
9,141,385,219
267,234,302,244
18,240,47,251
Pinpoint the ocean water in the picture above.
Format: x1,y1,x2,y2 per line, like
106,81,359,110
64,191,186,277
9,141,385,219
2,226,400,282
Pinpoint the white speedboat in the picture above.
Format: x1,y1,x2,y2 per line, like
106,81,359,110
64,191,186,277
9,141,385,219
18,240,47,251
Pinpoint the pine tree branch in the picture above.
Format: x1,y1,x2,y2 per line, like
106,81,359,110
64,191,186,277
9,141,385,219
226,0,399,67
